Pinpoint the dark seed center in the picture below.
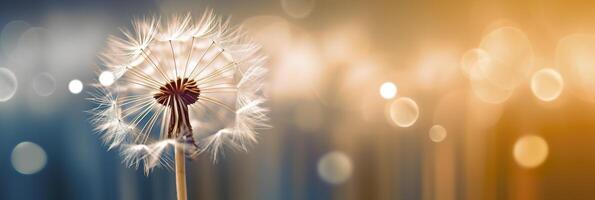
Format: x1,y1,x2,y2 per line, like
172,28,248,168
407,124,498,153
153,78,200,106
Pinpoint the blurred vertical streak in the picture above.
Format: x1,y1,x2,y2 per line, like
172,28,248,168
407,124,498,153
491,97,522,200
230,125,281,200
483,126,500,200
464,91,506,200
64,113,108,200
331,131,355,200
422,140,433,200
284,125,307,200
315,63,344,200
253,128,282,200
189,158,219,200
511,169,538,200
353,134,380,200
507,93,542,200
150,168,176,200
396,125,423,200
434,129,456,200
330,116,364,200
463,94,487,200
377,131,397,200
462,120,487,200
118,166,138,200
227,142,252,200
431,90,468,200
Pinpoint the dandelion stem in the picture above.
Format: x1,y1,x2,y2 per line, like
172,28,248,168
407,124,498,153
175,142,187,200
166,94,195,200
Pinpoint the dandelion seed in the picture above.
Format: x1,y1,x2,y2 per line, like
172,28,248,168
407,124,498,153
88,10,268,200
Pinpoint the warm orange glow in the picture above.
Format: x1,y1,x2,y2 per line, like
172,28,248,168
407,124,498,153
479,27,534,90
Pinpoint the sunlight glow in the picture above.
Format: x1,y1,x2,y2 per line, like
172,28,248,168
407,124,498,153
99,71,115,86
68,79,84,94
379,82,397,99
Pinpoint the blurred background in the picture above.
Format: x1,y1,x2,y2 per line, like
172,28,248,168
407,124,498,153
2,0,595,199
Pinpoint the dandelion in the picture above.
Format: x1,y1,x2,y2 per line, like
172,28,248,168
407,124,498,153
88,10,268,200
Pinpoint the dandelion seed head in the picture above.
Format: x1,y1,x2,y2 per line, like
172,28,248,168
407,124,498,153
89,10,268,173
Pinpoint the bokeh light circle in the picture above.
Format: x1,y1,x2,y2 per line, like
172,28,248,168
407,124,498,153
555,34,595,102
12,27,46,68
470,75,513,104
513,135,549,169
460,48,491,78
11,141,47,175
464,46,514,104
389,97,420,127
317,151,353,185
479,27,534,89
379,82,397,99
429,125,447,143
32,73,56,97
531,68,563,102
0,67,18,102
0,20,31,55
281,0,315,19
68,79,83,94
99,71,115,86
